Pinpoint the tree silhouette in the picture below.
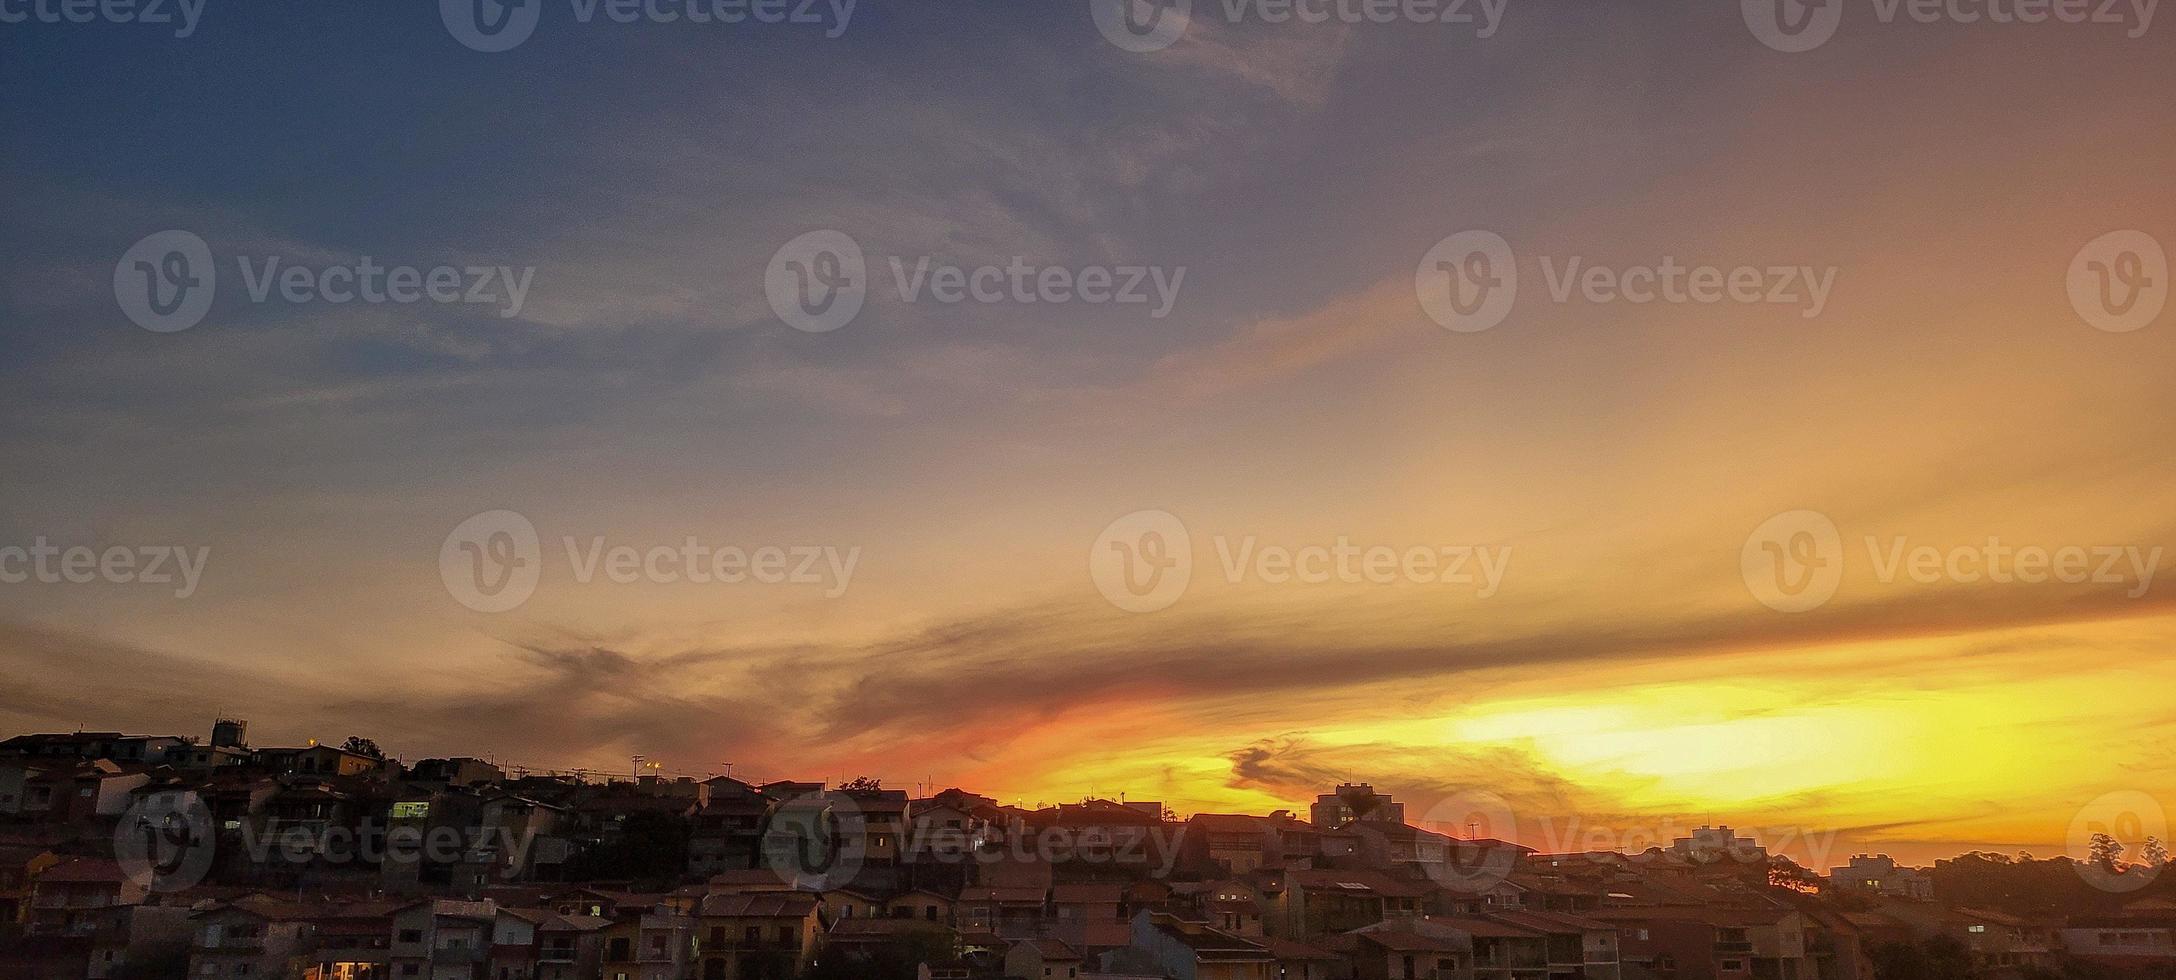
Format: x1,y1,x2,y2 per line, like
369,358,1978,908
2088,833,2126,871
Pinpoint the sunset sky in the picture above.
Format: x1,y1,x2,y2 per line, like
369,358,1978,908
2,2,2172,869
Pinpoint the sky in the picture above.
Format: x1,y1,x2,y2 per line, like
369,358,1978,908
1,0,2173,869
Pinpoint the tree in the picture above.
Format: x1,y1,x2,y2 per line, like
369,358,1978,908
2088,833,2126,871
341,736,383,759
2141,837,2171,868
838,775,882,793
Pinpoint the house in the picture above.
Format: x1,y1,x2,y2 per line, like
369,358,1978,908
84,901,196,980
533,911,612,980
1946,908,2058,973
1260,937,1344,980
1005,937,1084,979
1128,910,1276,980
1189,815,1281,874
1052,883,1123,923
889,887,957,924
1428,917,1548,980
0,732,190,767
409,757,505,787
688,777,777,876
1491,909,1623,980
1352,928,1469,980
907,788,1000,862
303,898,398,980
1825,856,1931,901
841,786,913,879
1311,784,1406,828
188,895,318,980
0,845,61,924
1260,869,1431,937
26,858,148,937
476,793,573,882
1669,828,1766,866
253,743,387,778
695,891,823,980
0,758,48,815
961,885,1050,938
20,760,151,827
597,901,697,980
2061,914,2176,966
820,886,890,923
390,898,498,979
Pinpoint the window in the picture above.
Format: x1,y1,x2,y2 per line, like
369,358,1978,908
1723,961,1745,972
776,926,795,945
1968,925,1987,934
399,929,422,942
745,927,761,944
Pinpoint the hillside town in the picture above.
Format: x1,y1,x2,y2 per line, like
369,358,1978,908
0,721,2169,980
